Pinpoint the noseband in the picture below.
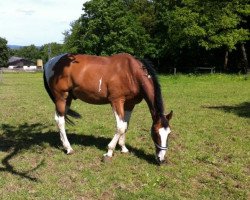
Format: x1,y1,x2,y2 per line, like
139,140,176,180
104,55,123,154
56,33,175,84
154,141,168,151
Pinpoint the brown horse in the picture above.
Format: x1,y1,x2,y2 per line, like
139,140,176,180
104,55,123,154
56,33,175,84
43,53,172,164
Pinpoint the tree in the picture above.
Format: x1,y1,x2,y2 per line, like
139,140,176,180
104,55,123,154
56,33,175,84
40,43,65,63
154,0,250,71
0,37,9,67
63,0,249,72
11,45,41,62
63,20,82,54
64,0,154,57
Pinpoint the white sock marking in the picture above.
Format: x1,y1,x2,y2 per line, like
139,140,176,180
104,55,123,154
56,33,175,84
55,112,73,153
114,111,127,134
105,111,128,157
118,111,131,152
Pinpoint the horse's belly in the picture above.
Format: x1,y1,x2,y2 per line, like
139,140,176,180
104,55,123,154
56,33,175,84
73,87,109,105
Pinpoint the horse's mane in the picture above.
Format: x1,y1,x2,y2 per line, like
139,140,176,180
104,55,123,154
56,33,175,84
139,59,168,128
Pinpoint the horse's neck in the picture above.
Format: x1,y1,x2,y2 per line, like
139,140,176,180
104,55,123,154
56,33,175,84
139,76,158,120
138,71,165,125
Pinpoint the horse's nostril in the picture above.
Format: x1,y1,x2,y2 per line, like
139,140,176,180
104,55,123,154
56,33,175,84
156,157,162,163
156,157,166,165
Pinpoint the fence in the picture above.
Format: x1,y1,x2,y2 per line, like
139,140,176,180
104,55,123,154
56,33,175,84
0,68,43,84
0,67,43,73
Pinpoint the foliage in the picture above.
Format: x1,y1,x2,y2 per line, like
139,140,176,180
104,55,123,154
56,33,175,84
63,20,82,54
64,0,155,57
0,73,249,199
154,0,249,60
196,0,249,50
0,37,9,67
39,43,65,63
63,0,250,72
10,45,41,62
9,43,64,64
4,0,250,71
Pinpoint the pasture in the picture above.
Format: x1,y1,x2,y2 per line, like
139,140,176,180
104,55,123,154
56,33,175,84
0,72,249,199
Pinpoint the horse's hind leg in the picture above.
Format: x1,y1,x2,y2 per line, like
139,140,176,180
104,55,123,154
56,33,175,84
55,97,74,154
65,95,72,114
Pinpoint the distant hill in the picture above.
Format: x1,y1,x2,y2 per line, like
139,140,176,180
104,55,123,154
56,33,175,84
8,45,24,49
8,45,41,49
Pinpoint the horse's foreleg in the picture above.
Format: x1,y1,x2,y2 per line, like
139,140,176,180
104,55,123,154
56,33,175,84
104,102,127,157
105,112,128,157
55,99,74,154
118,110,132,153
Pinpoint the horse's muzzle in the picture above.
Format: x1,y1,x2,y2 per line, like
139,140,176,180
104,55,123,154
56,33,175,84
156,157,167,165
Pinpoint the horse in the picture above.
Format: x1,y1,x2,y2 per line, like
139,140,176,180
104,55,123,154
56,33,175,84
43,53,173,164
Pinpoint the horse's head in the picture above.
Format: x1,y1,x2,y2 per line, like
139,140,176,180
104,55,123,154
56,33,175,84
151,111,173,165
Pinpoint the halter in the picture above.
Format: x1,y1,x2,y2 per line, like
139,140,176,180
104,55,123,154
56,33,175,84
154,141,168,151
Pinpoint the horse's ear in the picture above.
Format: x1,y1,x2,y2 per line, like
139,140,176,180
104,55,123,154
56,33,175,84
165,110,173,121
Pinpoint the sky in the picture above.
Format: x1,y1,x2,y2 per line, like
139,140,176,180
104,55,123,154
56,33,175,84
0,0,88,46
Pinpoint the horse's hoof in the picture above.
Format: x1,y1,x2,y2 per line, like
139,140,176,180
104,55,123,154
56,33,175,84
102,155,112,163
121,150,129,154
121,147,129,154
66,149,74,155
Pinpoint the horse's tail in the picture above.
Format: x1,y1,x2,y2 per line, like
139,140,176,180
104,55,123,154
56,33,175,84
43,70,81,125
138,59,168,127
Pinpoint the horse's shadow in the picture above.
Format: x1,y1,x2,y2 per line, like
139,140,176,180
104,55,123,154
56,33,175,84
0,123,156,181
202,102,250,118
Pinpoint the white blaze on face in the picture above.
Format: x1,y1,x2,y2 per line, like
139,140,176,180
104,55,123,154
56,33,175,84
157,127,171,162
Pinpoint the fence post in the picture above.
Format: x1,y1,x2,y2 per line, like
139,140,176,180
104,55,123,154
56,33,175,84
174,68,177,75
0,68,3,83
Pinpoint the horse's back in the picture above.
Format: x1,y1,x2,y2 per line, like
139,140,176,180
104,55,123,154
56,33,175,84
69,53,136,84
72,53,138,72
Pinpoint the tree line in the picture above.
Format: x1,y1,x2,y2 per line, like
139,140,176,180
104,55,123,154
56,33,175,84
1,0,249,73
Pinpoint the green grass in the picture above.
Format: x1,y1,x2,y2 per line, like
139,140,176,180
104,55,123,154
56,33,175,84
0,72,249,199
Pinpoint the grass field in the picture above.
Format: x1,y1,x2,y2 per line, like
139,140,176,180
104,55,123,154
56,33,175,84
0,72,249,199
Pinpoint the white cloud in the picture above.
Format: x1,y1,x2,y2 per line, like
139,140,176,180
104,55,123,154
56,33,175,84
17,9,35,16
0,0,88,46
